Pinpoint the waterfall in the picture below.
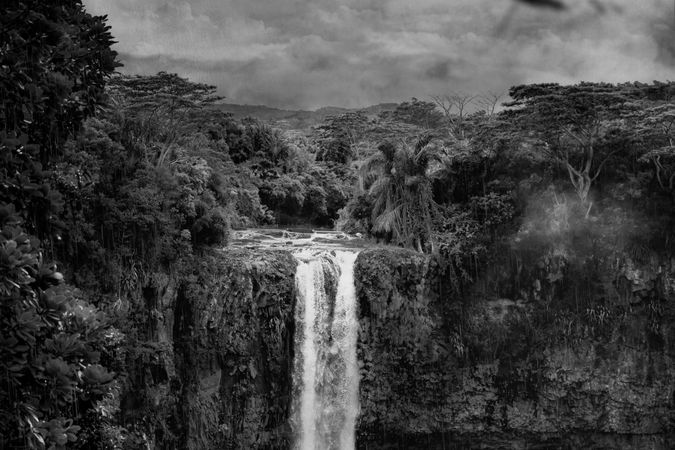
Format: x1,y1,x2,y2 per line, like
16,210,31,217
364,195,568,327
292,250,360,450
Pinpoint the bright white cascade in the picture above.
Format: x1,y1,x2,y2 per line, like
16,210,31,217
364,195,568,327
293,250,360,450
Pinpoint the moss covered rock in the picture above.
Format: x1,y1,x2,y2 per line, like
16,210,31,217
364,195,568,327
172,248,297,449
355,247,675,449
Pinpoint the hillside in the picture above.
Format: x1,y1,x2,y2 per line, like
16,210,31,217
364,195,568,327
213,102,397,131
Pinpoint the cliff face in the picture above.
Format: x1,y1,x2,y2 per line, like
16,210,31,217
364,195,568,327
131,244,675,449
173,249,298,449
133,249,297,449
355,246,675,449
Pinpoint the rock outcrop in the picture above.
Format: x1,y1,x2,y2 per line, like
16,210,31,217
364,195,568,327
136,249,297,449
355,246,675,449
127,244,675,449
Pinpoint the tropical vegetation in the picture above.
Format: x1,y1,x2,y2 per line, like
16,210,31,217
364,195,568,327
2,0,675,447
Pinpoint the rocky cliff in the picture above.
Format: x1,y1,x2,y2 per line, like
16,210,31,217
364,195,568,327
355,244,675,449
130,242,675,449
131,249,297,449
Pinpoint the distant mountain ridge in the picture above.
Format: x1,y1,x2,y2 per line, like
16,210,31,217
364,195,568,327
212,102,398,131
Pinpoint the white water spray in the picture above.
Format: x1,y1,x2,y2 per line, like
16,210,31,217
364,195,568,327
293,250,360,450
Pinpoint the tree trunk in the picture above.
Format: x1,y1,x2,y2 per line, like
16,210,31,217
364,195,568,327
565,162,592,207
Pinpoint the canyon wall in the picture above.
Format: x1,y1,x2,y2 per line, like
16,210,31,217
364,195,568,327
130,243,675,449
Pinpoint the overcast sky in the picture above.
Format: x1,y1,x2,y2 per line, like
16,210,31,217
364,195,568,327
84,0,675,110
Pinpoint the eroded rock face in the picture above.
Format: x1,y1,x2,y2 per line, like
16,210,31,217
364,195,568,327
135,245,675,449
172,249,297,449
354,247,675,449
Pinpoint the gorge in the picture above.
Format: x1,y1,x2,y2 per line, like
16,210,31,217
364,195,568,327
139,229,675,449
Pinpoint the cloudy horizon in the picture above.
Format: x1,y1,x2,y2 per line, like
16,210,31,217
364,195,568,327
84,0,675,110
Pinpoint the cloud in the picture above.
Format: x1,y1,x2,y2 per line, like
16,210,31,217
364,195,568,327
84,0,675,109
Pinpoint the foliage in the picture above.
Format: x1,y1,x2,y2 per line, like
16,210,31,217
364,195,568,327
380,97,444,130
191,204,230,248
341,91,515,256
259,175,307,218
52,74,239,280
0,2,122,447
316,137,354,165
240,120,291,170
4,4,675,442
634,99,675,195
336,194,373,234
1,0,119,239
173,250,297,449
504,82,646,205
0,206,117,449
106,72,223,167
362,137,441,252
258,165,352,226
313,112,368,165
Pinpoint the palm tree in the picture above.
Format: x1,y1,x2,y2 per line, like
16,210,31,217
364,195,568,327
362,135,439,252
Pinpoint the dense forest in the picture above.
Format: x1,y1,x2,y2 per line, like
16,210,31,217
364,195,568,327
2,1,675,449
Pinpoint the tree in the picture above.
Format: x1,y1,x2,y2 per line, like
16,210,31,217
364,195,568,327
426,93,509,205
432,93,478,140
476,91,505,118
635,100,675,195
316,138,354,165
383,97,444,130
359,117,421,159
106,72,223,167
314,112,368,164
259,174,306,219
242,120,291,171
0,206,116,449
362,136,440,252
0,6,121,443
1,0,119,238
503,82,639,209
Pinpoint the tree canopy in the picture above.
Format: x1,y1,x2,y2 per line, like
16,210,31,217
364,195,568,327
1,1,119,448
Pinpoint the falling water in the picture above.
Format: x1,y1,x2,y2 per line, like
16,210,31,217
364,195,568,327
293,250,360,450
